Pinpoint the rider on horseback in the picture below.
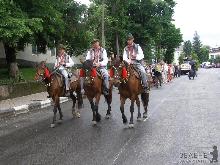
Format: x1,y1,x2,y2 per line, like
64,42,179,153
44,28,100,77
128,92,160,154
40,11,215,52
81,39,109,96
54,44,74,94
123,33,149,93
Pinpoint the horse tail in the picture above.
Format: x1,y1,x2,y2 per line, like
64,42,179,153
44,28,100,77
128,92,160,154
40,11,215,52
76,89,84,109
141,92,149,108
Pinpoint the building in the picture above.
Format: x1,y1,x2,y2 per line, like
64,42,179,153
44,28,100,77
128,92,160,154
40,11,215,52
0,42,82,68
173,45,183,64
209,47,220,60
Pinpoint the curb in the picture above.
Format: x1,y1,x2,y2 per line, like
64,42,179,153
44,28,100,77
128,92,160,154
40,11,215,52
0,97,69,118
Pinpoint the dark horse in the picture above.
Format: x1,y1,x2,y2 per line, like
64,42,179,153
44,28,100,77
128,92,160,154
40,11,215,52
188,60,196,80
81,60,113,125
35,61,83,128
110,58,149,128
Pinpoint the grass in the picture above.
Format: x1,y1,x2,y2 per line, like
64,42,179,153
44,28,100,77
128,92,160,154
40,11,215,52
0,67,36,85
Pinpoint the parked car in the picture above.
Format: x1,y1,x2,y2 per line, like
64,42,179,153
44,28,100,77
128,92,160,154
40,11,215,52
201,62,212,68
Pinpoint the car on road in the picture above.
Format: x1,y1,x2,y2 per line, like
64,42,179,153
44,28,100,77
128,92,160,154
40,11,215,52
180,59,191,74
202,62,212,68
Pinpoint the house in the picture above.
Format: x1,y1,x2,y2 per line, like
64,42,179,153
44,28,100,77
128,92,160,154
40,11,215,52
173,45,183,64
0,42,82,68
209,47,220,60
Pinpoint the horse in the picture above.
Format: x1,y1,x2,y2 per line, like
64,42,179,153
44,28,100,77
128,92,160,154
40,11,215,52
188,61,196,80
80,60,113,125
152,68,162,88
110,58,149,128
188,69,196,80
34,61,83,128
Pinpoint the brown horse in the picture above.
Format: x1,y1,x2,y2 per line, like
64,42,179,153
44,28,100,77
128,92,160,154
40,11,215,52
111,58,149,128
34,61,83,128
81,60,112,125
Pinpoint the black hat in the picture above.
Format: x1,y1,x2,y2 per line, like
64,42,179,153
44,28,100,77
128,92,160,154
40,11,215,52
127,33,134,40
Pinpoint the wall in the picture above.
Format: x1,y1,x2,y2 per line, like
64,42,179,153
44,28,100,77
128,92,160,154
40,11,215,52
0,42,83,68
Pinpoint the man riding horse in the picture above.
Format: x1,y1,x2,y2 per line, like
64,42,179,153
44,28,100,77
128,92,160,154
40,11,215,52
80,39,109,96
123,33,149,93
188,57,196,80
54,44,74,95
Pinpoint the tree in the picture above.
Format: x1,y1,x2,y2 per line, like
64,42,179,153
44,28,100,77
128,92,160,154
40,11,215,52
63,1,91,56
199,46,209,62
161,24,182,63
178,53,184,64
183,40,192,57
192,31,202,63
0,0,43,78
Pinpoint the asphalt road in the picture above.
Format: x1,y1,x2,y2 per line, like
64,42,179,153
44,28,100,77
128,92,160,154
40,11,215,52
1,68,220,165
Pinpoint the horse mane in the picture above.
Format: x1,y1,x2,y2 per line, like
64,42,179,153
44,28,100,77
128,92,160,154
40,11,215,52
82,60,93,70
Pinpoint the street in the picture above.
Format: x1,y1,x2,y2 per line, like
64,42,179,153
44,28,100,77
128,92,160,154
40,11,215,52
1,68,220,165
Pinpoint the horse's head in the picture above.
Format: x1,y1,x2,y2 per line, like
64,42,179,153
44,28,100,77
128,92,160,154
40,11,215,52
110,57,128,87
81,60,96,84
34,61,50,82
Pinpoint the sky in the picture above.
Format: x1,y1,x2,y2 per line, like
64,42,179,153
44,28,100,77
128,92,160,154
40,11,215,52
76,0,220,47
174,0,220,47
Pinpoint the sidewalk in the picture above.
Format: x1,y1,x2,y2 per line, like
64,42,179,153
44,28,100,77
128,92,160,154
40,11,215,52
0,92,69,117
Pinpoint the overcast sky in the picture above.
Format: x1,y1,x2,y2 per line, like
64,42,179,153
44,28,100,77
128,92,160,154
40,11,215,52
76,0,220,47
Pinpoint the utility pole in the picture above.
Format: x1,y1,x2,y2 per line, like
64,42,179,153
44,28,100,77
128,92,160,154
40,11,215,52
101,0,105,47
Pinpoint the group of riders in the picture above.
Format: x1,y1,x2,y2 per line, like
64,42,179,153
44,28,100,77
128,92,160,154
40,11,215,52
55,33,149,96
36,33,197,127
54,33,197,97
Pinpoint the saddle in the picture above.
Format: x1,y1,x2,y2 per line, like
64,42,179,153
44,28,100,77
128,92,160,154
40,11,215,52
81,60,102,80
54,71,65,87
128,65,140,79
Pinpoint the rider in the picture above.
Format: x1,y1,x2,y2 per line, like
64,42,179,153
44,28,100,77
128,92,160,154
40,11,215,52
122,33,148,93
81,39,109,96
54,44,74,94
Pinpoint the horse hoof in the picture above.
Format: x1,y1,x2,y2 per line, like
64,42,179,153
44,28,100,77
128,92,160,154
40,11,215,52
57,119,62,124
50,123,55,128
143,113,148,119
76,112,81,118
105,114,111,119
96,114,101,122
73,111,81,118
137,118,142,122
128,123,134,128
92,121,97,126
123,122,128,129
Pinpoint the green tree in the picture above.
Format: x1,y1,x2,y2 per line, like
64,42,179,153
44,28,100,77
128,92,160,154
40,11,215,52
199,46,209,62
192,31,202,63
0,0,43,77
178,53,184,64
214,56,220,64
63,1,91,56
191,52,199,70
183,40,192,57
0,0,66,78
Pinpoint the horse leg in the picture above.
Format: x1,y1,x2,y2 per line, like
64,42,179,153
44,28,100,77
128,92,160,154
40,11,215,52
57,100,63,124
159,76,162,86
70,92,80,118
105,90,112,119
129,97,135,128
141,93,149,119
89,98,97,125
120,96,127,124
136,96,142,121
95,94,101,122
51,96,59,128
77,89,83,109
